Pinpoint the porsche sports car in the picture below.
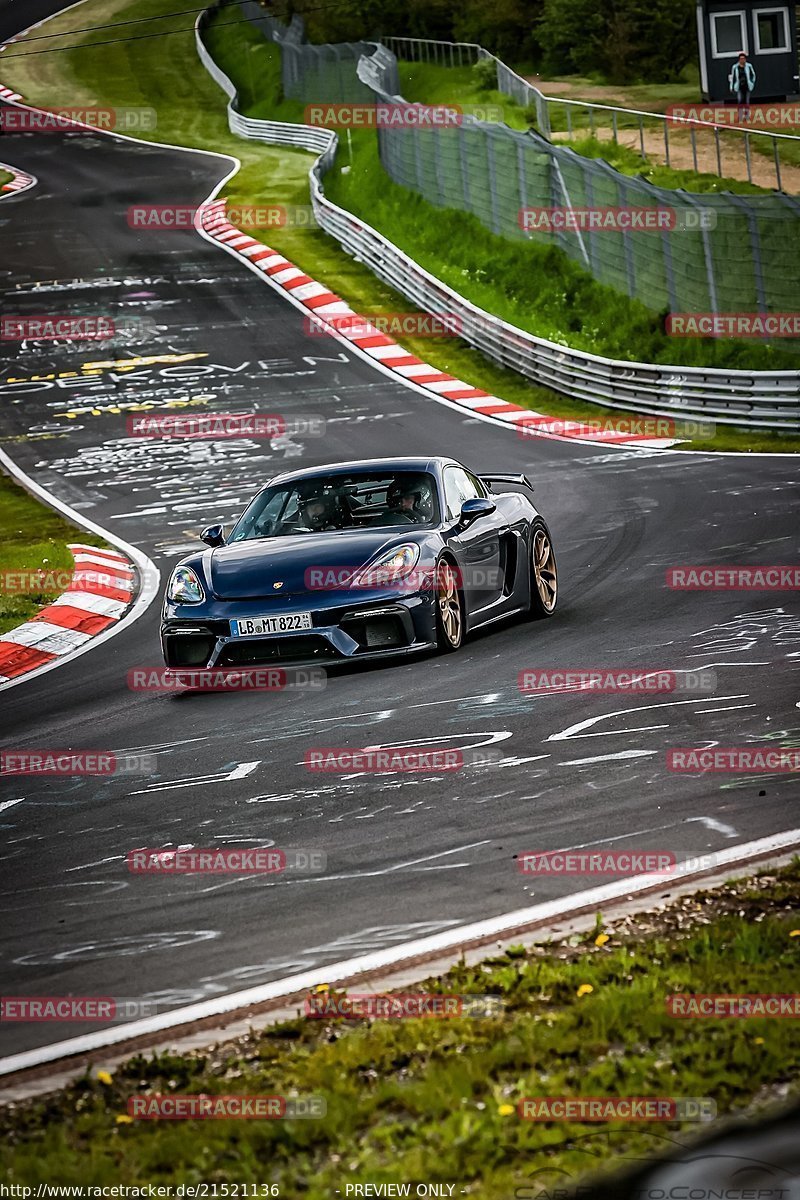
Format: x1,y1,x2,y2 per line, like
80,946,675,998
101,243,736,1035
160,456,557,669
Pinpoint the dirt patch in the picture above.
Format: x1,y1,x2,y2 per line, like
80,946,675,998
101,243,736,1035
551,123,800,191
526,75,800,192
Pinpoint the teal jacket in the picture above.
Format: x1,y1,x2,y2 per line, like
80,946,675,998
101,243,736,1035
729,60,756,92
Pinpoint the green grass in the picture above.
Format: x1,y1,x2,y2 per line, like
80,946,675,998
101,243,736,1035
563,134,766,194
2,862,799,1195
0,170,13,190
0,472,106,635
514,68,800,175
0,0,796,453
209,15,800,381
397,61,532,132
323,124,795,370
399,60,771,195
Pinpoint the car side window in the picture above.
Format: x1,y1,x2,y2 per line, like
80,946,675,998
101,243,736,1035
443,467,480,522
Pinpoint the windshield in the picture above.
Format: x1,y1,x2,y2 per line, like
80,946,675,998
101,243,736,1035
228,471,440,542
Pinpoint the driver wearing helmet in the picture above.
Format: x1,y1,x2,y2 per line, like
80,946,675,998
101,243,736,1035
285,487,338,533
383,477,428,525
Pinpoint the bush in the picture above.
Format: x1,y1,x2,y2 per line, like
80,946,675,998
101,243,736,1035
453,0,544,64
523,101,539,128
284,0,544,64
471,57,499,92
538,0,695,84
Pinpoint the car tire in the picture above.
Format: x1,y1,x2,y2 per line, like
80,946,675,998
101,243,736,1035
435,558,464,652
526,520,558,619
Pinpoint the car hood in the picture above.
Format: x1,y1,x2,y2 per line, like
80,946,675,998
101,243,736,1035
202,530,424,600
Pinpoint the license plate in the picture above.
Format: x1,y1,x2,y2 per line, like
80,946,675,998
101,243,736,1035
231,612,313,636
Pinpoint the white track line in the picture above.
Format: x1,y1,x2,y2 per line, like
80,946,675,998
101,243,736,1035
1,827,797,1078
0,12,796,457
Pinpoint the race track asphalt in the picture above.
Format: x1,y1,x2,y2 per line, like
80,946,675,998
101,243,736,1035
0,49,798,1061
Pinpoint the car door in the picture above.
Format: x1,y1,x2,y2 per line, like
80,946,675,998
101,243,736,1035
442,466,505,612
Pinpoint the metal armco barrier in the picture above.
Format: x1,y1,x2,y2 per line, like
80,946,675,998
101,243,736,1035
195,8,800,431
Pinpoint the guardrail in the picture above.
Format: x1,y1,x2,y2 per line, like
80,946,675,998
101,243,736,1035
381,35,800,193
195,9,800,432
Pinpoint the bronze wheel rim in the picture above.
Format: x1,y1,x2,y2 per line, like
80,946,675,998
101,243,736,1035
437,562,462,645
533,530,557,612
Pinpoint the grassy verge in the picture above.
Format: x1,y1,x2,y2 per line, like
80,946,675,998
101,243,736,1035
2,862,799,1195
0,170,13,189
0,0,796,453
0,472,106,635
397,60,531,132
321,120,794,371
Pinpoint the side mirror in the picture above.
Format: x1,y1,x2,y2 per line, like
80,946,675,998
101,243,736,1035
459,497,496,526
200,524,225,547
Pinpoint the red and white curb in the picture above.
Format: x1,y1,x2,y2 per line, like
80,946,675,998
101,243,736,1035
0,78,673,450
1,84,36,196
0,544,137,684
0,158,35,197
198,199,678,450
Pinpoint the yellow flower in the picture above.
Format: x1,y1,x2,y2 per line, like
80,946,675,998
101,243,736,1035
595,934,610,946
789,930,800,938
115,1114,134,1124
97,1070,113,1085
312,983,330,994
753,1037,765,1045
498,1104,515,1116
576,984,594,998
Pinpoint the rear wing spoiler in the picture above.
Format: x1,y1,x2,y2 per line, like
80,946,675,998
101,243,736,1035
479,473,534,494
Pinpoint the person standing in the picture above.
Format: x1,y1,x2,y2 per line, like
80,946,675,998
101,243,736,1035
729,51,756,122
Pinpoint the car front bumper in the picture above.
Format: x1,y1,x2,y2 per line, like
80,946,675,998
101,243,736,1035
161,589,438,669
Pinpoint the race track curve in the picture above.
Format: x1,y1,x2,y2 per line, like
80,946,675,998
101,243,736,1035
0,24,798,1063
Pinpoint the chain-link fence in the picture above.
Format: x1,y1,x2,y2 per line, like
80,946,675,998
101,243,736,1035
197,4,800,428
231,3,800,317
382,36,800,193
359,65,800,317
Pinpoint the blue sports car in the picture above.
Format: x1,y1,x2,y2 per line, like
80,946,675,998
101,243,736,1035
160,456,557,668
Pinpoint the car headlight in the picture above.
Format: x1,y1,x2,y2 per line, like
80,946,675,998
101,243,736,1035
167,565,205,604
352,544,421,588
